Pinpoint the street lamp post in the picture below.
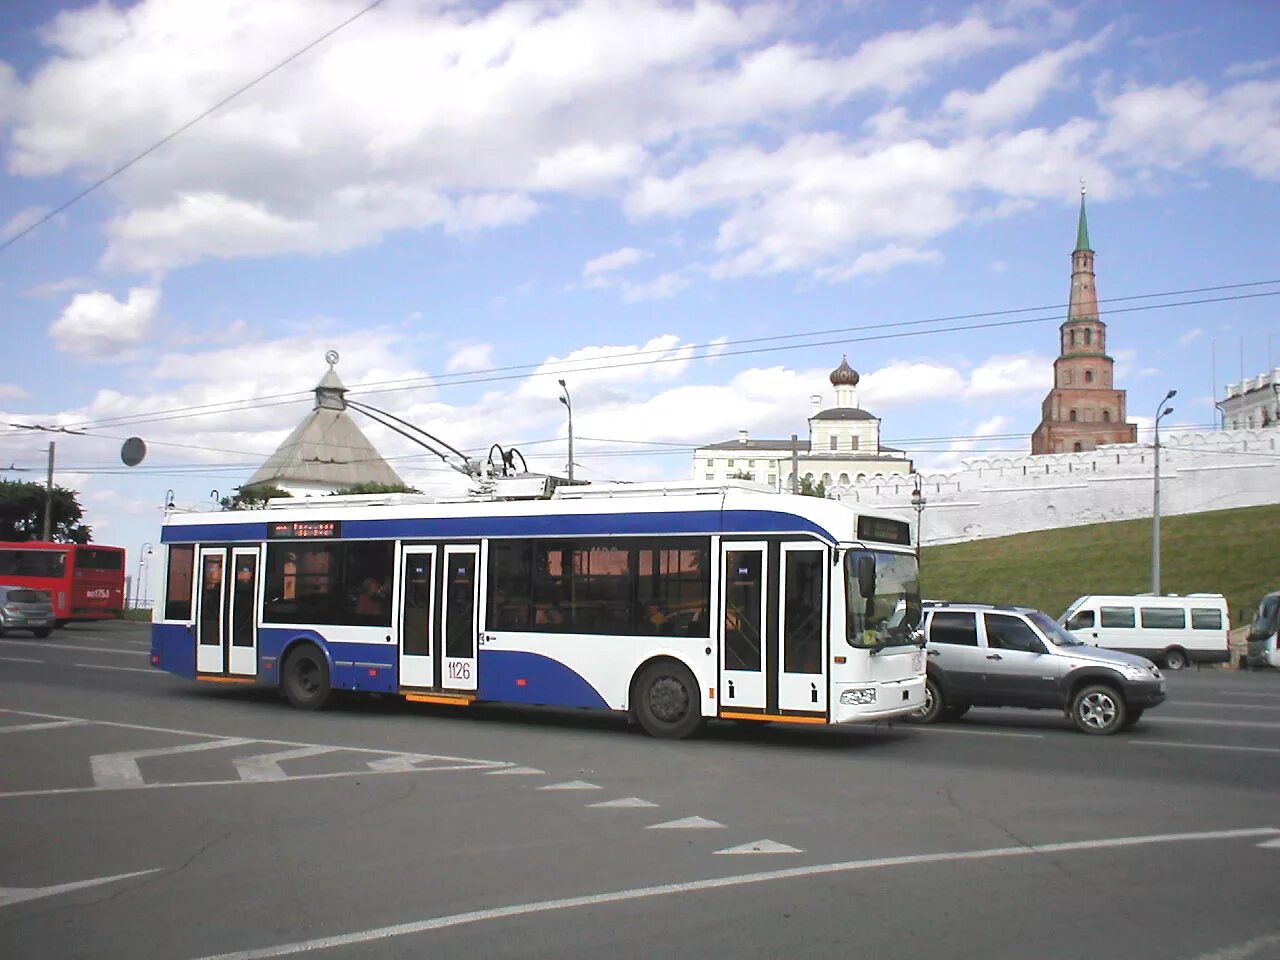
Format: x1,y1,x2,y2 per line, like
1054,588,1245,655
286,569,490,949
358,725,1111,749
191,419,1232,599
910,475,927,564
1152,390,1176,595
557,379,574,481
137,542,153,610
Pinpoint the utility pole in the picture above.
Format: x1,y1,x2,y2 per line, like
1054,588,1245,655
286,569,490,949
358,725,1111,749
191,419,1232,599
790,434,799,494
41,442,55,541
1152,389,1176,595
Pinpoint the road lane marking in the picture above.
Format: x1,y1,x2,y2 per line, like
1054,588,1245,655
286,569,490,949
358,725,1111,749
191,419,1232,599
908,726,1046,739
1131,740,1280,755
0,868,162,909
0,639,147,657
365,755,507,773
189,826,1280,960
1167,701,1280,711
484,766,544,776
537,780,602,791
0,719,88,735
74,662,163,675
1258,838,1280,849
0,656,43,664
648,816,723,830
235,746,340,782
91,738,255,789
1189,932,1280,960
715,840,802,855
1147,717,1278,730
587,797,659,809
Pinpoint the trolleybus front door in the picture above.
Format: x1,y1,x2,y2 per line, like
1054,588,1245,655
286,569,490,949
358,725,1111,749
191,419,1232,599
226,548,259,676
720,542,767,711
195,547,227,674
398,546,436,689
777,544,827,714
441,545,480,693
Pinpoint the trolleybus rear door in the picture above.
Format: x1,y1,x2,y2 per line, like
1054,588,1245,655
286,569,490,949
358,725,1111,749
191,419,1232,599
227,547,259,676
441,545,479,693
397,546,436,689
195,548,227,674
720,542,768,711
777,544,828,714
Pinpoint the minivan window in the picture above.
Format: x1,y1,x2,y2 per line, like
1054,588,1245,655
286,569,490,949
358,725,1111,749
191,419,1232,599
1100,606,1135,628
929,611,978,646
1066,609,1094,630
1140,607,1186,630
1191,608,1223,630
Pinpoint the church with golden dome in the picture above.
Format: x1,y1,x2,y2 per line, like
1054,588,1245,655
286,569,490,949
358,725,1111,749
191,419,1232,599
691,356,913,493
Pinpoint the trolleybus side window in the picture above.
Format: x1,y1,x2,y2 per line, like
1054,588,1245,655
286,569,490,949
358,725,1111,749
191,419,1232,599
724,550,763,671
486,538,710,637
263,541,393,626
165,545,195,620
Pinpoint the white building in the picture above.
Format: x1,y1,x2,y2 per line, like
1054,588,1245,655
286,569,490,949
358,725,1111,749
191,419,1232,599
692,357,912,492
1220,369,1280,430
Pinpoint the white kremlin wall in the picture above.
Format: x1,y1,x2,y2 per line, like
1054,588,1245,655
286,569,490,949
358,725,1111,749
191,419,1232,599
836,426,1280,545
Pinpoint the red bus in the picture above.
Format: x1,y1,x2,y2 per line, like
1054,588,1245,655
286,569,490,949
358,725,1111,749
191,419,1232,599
0,542,126,626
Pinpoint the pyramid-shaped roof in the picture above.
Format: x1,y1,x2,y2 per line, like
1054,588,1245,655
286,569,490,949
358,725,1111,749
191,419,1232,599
246,356,404,491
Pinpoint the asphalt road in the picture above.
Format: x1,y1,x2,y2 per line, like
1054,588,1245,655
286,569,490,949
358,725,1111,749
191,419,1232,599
2,621,1279,960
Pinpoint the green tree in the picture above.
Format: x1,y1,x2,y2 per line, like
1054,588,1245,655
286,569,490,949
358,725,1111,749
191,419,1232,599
0,480,92,542
331,482,420,496
221,484,292,510
798,476,828,498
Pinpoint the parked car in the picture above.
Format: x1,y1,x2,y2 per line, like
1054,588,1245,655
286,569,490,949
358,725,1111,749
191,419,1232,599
1058,593,1230,670
908,601,1166,735
0,584,56,638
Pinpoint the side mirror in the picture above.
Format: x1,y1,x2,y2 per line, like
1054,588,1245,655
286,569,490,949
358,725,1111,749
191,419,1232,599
856,555,876,599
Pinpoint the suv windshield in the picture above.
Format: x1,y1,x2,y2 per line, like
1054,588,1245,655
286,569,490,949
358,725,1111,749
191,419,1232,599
844,550,921,649
1030,610,1084,646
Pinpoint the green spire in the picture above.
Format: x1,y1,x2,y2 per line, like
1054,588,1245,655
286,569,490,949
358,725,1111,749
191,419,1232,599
1074,187,1090,252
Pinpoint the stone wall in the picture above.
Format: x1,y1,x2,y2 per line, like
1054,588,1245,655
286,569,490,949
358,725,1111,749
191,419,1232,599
835,426,1280,545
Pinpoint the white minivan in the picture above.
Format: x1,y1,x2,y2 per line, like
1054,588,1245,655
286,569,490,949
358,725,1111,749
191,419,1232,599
1060,594,1230,671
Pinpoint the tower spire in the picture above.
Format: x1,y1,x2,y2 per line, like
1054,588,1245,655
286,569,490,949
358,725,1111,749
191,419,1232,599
1075,179,1090,252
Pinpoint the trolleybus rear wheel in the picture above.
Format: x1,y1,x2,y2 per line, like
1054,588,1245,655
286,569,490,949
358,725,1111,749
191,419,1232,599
282,643,332,711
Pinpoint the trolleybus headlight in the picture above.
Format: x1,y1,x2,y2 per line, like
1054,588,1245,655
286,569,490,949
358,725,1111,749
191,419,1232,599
839,688,877,706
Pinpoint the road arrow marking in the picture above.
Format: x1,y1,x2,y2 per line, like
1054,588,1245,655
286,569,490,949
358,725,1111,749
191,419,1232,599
587,797,659,809
715,839,803,855
365,755,504,773
234,746,339,782
647,816,724,830
537,780,602,791
0,869,161,909
90,738,254,789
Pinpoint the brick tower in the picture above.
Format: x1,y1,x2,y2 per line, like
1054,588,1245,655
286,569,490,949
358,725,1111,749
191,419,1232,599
1030,189,1138,454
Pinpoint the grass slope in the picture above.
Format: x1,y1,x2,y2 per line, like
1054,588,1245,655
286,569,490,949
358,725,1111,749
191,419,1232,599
920,503,1280,624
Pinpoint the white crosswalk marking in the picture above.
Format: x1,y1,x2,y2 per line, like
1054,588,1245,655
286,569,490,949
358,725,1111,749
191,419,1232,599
537,780,602,791
90,738,254,789
647,816,724,830
364,755,507,773
715,839,802,855
484,766,545,776
586,797,658,809
0,719,88,735
234,746,339,782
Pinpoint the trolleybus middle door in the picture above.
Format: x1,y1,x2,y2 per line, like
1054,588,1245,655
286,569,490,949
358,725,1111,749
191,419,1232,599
440,544,480,693
720,541,768,711
397,546,436,689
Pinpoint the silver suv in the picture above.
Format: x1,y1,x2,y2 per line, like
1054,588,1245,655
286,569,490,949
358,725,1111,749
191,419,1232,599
908,602,1166,735
0,585,56,639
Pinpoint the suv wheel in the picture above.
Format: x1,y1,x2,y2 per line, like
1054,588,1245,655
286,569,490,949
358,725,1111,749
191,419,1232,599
906,676,947,724
1070,683,1126,735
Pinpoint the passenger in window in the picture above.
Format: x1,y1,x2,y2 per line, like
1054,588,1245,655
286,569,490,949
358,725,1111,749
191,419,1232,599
356,577,388,617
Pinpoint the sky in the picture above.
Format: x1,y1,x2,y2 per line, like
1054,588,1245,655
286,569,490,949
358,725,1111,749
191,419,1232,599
1,0,1278,602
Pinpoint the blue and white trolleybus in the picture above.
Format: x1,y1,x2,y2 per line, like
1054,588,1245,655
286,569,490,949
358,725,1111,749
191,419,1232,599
150,480,925,738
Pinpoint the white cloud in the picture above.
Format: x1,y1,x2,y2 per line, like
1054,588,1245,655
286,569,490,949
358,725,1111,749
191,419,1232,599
622,271,688,301
1100,78,1280,181
966,352,1052,397
816,244,942,282
0,384,30,401
942,32,1109,129
1224,56,1280,80
859,361,967,408
445,343,495,373
1177,328,1203,346
1,206,48,242
50,286,160,356
583,246,651,278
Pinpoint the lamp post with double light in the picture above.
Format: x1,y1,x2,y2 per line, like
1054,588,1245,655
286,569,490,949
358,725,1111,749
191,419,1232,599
910,475,926,565
557,379,574,481
137,542,153,610
1152,390,1176,595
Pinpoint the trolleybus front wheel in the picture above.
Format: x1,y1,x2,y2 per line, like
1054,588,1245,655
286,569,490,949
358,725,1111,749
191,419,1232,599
282,643,332,711
633,660,703,740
